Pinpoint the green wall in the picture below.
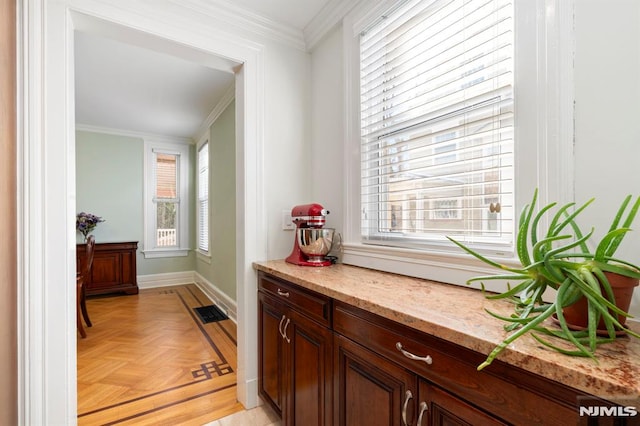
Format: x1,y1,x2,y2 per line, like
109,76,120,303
75,130,196,275
196,101,236,301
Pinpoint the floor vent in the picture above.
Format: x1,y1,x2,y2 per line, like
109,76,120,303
193,305,229,324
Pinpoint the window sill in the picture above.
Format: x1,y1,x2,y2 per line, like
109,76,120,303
143,248,190,259
341,242,522,295
196,250,211,264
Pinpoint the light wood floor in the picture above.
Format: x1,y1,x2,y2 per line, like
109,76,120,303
77,284,246,426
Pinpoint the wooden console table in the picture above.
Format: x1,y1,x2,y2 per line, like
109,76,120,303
77,241,139,296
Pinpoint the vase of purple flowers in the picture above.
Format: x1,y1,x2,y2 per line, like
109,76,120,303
76,212,105,241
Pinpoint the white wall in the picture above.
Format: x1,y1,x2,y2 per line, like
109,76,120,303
310,26,345,236
310,2,640,318
263,43,312,259
574,0,640,317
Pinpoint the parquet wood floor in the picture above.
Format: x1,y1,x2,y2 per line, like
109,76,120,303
77,284,244,426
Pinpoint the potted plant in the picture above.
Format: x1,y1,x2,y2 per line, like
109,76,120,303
448,189,640,370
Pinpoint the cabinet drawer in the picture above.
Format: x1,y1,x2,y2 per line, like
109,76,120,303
258,272,331,327
333,301,581,425
333,301,466,386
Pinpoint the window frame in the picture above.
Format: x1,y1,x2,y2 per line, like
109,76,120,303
143,138,191,258
342,0,575,292
196,135,211,262
359,0,516,251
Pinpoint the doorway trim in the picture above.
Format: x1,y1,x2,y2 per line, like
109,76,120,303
17,1,265,423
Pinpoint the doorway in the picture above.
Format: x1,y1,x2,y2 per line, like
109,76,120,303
18,2,266,423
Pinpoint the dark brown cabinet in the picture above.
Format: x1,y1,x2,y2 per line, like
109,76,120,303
258,272,333,426
77,241,139,296
258,271,615,426
333,331,506,426
259,294,286,414
334,332,417,426
419,380,506,426
332,301,583,426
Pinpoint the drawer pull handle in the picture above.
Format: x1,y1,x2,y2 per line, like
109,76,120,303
282,318,291,343
396,342,433,365
277,289,290,297
401,390,413,426
278,315,286,338
417,401,428,426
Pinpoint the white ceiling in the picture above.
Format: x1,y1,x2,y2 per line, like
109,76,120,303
74,0,332,140
75,31,236,139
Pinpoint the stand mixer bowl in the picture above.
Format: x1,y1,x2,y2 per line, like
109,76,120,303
297,228,334,263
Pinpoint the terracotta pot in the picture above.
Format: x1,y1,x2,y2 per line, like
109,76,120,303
562,271,639,331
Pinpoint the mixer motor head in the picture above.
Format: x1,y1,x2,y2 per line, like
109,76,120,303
290,203,330,228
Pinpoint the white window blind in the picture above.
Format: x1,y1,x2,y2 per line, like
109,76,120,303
197,142,209,252
154,152,179,248
143,139,190,258
360,0,515,251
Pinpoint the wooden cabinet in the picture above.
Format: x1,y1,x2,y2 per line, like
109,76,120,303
259,292,286,414
333,301,582,425
334,332,417,426
418,380,507,426
258,272,333,426
333,332,506,426
77,241,139,296
258,271,606,426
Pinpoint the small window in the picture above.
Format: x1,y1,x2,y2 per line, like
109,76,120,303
197,142,209,253
155,153,178,247
143,139,191,258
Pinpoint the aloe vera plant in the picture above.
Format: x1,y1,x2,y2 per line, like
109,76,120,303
448,189,640,370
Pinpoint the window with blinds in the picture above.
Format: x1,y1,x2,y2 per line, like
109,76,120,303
154,152,179,248
197,142,209,252
360,0,514,251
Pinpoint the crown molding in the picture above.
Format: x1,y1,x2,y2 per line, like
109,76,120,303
194,82,236,144
304,0,361,51
75,124,194,145
173,0,306,51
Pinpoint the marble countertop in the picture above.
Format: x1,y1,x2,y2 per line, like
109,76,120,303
253,259,640,404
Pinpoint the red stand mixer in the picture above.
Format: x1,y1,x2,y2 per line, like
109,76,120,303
285,203,335,267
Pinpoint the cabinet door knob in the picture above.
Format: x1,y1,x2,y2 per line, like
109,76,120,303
417,401,428,426
277,289,290,297
396,342,433,365
402,389,413,426
282,318,291,343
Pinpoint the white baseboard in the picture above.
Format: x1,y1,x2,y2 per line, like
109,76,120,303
137,271,196,289
193,272,238,324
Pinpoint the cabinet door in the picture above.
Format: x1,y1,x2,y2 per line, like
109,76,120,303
334,333,417,426
89,252,122,290
258,292,286,416
286,309,333,426
79,242,139,295
418,380,507,426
